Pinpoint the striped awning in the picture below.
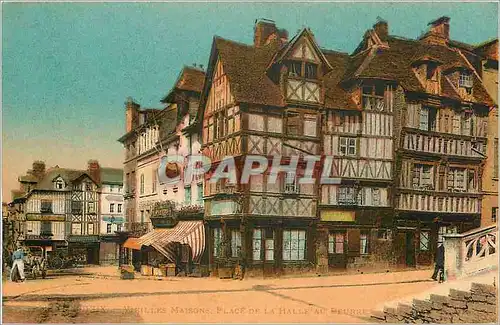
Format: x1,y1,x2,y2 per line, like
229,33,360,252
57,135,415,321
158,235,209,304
136,221,205,263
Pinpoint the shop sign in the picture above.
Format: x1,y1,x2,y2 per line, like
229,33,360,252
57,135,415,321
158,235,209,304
320,210,355,222
26,214,66,222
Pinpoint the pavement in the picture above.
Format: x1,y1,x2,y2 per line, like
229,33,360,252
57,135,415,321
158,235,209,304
5,265,492,323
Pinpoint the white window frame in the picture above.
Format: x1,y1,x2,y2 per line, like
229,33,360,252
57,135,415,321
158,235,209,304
282,229,306,261
419,107,429,131
360,233,369,255
459,72,473,88
339,137,356,156
283,173,299,194
338,186,356,205
328,232,345,254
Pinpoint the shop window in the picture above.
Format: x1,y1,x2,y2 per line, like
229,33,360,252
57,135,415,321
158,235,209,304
420,231,430,251
360,233,369,254
107,224,112,234
252,229,262,261
282,229,306,261
252,229,274,261
231,230,241,258
213,228,223,257
328,232,345,254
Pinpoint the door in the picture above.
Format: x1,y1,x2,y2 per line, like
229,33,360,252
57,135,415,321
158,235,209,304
405,232,416,267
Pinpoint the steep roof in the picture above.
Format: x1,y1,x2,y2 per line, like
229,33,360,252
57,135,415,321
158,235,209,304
214,36,285,107
101,168,123,185
322,50,359,110
162,66,206,103
344,36,494,106
34,168,94,191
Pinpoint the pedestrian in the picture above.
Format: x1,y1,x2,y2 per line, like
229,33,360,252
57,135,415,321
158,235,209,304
431,243,445,283
10,243,25,282
236,246,246,280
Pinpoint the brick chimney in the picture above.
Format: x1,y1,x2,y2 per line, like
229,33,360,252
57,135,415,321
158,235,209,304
420,16,450,46
125,97,140,133
254,19,279,47
31,161,46,180
373,20,388,41
87,160,101,185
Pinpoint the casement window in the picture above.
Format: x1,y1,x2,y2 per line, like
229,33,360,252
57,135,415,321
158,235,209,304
447,168,466,191
338,186,356,205
467,170,476,192
452,114,461,134
185,186,191,204
288,61,302,77
420,231,430,251
328,232,345,254
305,63,318,79
231,229,242,258
118,204,122,213
40,200,53,213
213,228,223,257
71,223,82,235
459,72,473,88
88,202,96,214
412,164,434,189
372,188,381,206
252,229,275,261
71,201,82,214
462,113,472,136
339,137,356,156
286,112,301,136
107,224,112,234
492,208,498,222
419,107,437,131
40,221,52,236
140,174,145,195
303,114,317,137
362,84,385,111
283,173,299,194
152,169,157,194
282,229,306,261
197,183,203,204
360,233,369,254
85,182,92,191
110,203,114,213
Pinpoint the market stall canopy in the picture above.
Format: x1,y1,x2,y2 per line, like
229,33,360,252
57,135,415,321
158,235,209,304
123,237,142,250
132,221,205,263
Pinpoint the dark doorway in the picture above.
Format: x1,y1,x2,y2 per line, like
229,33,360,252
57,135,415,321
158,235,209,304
405,232,416,267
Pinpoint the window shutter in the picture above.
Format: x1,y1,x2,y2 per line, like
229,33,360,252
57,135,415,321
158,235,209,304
347,228,360,257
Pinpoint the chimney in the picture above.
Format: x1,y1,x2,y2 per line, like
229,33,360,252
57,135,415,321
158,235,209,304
278,28,289,44
87,160,101,185
254,19,278,47
125,97,140,133
32,161,45,180
420,16,450,46
373,20,388,41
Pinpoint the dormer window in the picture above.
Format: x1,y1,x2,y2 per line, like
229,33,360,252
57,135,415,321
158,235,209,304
54,178,64,190
305,63,317,79
288,62,302,77
459,71,473,89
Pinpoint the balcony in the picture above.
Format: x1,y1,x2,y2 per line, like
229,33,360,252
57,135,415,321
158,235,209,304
127,222,152,237
401,129,486,159
396,191,480,214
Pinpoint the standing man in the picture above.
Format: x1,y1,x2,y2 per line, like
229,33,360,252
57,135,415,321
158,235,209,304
432,243,445,283
10,243,25,282
236,246,246,280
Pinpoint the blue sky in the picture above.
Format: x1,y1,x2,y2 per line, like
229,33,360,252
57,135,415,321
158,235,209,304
2,2,498,200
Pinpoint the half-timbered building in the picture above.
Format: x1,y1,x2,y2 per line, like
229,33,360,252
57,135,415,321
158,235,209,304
344,17,495,268
12,161,101,263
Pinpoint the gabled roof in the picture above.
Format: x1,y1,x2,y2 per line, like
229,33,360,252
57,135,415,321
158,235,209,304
269,28,334,71
33,168,96,191
344,35,494,106
209,36,285,108
161,66,206,103
322,50,359,110
101,168,123,185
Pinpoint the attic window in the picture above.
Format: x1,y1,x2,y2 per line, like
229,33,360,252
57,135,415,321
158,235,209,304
55,179,64,190
288,62,302,77
305,63,318,79
459,72,473,89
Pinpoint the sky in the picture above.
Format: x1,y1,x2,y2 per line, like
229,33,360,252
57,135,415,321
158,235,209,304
2,2,498,202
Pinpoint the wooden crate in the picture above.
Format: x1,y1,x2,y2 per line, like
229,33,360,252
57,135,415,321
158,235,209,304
165,264,176,277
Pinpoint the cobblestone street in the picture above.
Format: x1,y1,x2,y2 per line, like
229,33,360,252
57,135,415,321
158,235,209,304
2,267,438,323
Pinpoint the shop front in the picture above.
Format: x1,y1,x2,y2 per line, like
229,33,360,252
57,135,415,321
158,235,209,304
67,235,100,265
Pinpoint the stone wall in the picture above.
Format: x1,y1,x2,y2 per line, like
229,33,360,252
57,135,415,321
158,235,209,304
372,283,497,323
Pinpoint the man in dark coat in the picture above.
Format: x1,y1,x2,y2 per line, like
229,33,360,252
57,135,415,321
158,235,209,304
432,244,445,282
